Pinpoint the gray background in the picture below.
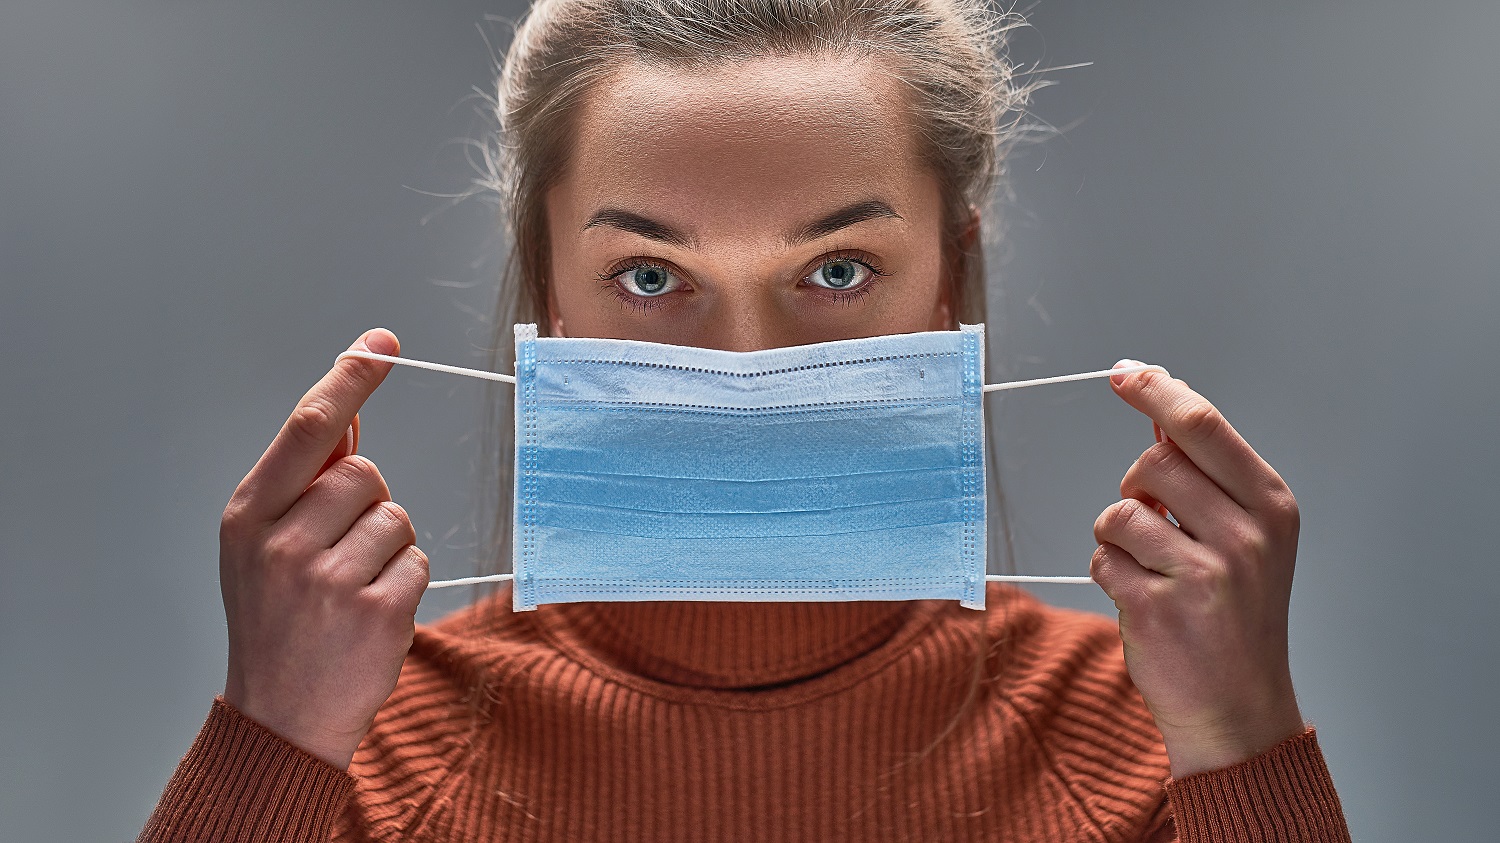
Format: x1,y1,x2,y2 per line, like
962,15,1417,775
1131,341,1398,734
2,2,1495,840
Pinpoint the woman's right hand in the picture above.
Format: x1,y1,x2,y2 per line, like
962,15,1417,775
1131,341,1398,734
218,328,429,771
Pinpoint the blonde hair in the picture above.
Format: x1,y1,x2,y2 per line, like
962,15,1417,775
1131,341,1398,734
466,0,1045,793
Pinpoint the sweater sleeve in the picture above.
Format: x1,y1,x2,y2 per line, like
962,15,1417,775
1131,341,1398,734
1161,725,1351,843
137,696,357,843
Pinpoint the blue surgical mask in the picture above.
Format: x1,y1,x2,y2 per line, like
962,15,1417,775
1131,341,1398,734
512,322,989,611
341,326,1165,612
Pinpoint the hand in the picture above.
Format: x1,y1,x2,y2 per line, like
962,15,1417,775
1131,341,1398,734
219,329,429,771
1090,360,1305,778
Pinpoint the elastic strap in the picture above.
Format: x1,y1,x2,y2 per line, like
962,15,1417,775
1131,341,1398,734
338,350,1167,387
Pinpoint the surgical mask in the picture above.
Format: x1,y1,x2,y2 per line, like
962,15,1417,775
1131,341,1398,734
342,325,1164,612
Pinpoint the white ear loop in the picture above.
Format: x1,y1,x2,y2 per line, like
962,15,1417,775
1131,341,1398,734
337,349,1169,590
339,350,518,384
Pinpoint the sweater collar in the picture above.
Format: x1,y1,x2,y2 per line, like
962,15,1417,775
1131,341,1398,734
528,599,922,690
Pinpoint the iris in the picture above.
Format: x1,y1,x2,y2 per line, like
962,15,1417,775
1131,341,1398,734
820,259,858,288
633,266,668,294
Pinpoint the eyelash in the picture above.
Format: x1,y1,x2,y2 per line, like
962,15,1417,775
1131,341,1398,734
814,251,889,305
595,250,891,312
595,258,675,312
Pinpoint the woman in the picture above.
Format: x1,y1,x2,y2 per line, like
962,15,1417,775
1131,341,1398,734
140,0,1351,840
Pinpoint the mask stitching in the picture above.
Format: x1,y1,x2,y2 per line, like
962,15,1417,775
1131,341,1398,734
531,495,961,517
527,577,968,593
960,328,985,609
532,465,960,483
531,397,962,415
516,326,540,610
537,349,958,378
533,577,965,585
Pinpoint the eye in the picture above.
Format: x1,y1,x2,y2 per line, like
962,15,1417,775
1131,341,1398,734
805,257,876,291
609,262,683,298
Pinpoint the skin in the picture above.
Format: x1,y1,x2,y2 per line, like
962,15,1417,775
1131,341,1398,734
541,56,955,346
220,53,1304,780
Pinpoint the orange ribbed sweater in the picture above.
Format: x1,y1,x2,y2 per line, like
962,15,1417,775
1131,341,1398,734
139,583,1349,842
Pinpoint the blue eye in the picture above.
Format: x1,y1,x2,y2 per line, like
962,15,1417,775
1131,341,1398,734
615,264,681,297
806,258,872,291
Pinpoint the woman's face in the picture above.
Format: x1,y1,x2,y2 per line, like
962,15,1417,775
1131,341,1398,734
543,54,970,351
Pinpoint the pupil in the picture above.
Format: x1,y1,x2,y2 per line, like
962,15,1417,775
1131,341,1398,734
635,267,665,293
825,260,855,288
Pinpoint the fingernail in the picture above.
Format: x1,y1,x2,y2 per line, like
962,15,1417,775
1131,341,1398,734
361,328,396,356
1110,358,1137,387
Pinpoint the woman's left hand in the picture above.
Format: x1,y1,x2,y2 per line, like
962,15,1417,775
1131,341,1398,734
1091,360,1306,778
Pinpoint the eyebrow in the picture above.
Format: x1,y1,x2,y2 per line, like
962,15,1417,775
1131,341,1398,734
580,199,904,249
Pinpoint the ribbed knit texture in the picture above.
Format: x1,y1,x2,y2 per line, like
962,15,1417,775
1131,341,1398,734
139,583,1350,842
137,692,356,842
1163,728,1349,843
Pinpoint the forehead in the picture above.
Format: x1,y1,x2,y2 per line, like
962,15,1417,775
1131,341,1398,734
557,54,931,227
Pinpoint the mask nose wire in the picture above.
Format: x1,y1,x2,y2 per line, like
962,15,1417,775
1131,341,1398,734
335,349,1169,590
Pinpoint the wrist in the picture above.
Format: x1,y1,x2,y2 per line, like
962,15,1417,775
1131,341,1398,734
221,686,364,771
1160,701,1306,778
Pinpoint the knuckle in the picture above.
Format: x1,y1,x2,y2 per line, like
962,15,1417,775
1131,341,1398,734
262,528,312,566
1184,551,1238,600
1106,499,1144,534
352,547,428,620
1225,522,1271,561
356,583,393,613
1089,545,1110,580
285,550,334,591
398,555,431,606
1092,507,1112,540
1123,443,1183,497
219,499,257,542
373,501,415,538
1264,487,1301,531
1183,551,1227,587
342,353,385,383
377,499,410,525
329,454,384,494
1140,441,1183,473
1125,367,1163,393
403,546,431,590
308,552,357,590
286,397,340,449
362,582,416,622
1089,546,1150,616
340,453,381,482
1172,398,1223,441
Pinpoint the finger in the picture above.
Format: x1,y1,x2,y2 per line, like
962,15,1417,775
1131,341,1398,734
1093,497,1200,578
1110,362,1286,515
1145,422,1173,516
236,329,399,522
317,419,359,477
367,544,430,618
1120,441,1247,547
1090,542,1162,612
327,500,416,587
278,455,392,550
